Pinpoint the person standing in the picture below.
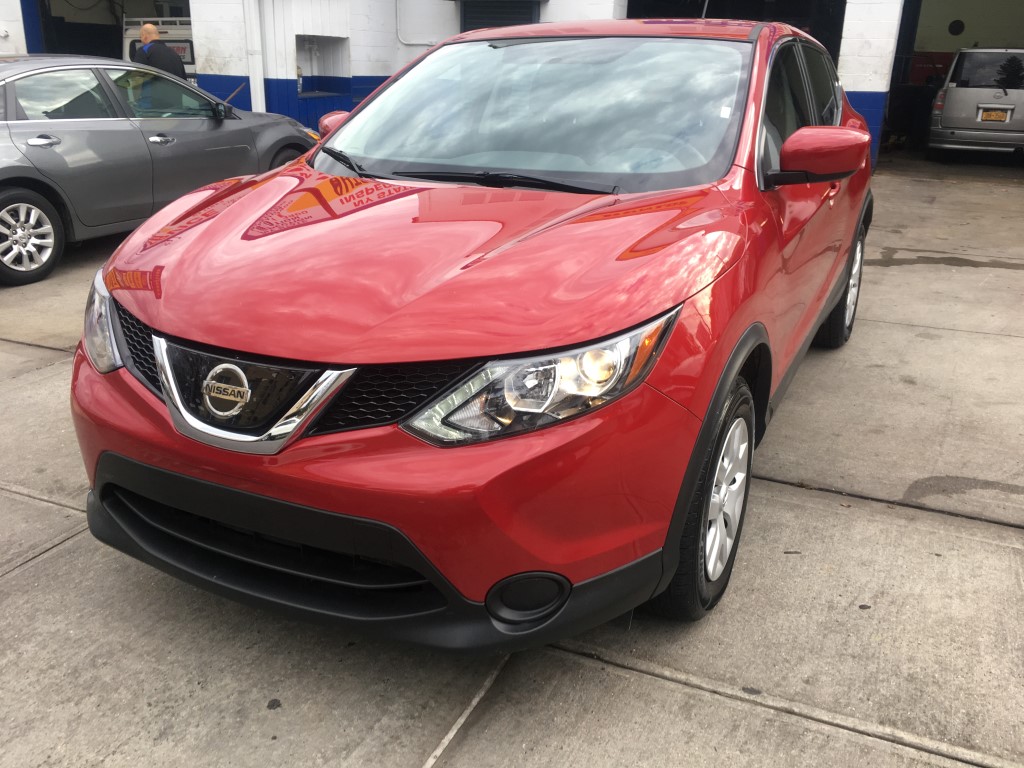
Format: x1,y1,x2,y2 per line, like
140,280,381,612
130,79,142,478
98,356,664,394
132,23,187,80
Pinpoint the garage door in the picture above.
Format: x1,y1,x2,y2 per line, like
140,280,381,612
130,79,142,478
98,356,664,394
461,1,540,32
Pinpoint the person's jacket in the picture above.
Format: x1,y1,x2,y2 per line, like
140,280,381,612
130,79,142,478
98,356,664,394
133,40,186,80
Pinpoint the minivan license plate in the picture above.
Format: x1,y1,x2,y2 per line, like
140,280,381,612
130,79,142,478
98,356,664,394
981,110,1008,122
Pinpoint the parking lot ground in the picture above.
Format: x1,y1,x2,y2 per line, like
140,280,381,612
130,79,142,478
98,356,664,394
1,151,1023,767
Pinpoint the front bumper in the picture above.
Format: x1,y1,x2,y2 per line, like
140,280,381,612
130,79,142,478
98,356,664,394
87,454,662,652
72,348,701,649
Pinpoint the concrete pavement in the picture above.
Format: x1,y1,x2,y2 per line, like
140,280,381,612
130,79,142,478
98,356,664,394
1,151,1023,767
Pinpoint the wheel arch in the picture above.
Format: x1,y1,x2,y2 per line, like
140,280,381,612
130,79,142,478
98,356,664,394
0,175,79,242
861,188,874,233
653,322,771,597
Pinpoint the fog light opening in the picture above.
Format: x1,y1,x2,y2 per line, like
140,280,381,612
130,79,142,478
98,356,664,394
486,572,571,628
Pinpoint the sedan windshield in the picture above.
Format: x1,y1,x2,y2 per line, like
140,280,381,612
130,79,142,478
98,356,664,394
315,36,752,194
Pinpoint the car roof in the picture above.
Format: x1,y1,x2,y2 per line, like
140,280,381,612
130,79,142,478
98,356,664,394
0,54,138,78
451,18,803,44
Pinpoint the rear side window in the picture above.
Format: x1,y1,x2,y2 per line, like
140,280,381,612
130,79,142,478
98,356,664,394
761,45,813,177
13,70,116,120
950,51,1024,89
803,46,841,125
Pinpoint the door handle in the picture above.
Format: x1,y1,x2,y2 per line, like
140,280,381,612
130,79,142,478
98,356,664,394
148,134,176,146
26,135,61,148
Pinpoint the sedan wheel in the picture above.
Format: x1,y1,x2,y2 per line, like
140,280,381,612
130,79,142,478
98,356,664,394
0,189,65,286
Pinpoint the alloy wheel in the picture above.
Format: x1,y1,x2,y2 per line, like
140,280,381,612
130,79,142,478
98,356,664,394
705,416,750,582
844,237,864,329
0,203,55,272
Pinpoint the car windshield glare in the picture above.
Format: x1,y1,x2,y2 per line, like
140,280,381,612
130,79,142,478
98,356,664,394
316,36,752,193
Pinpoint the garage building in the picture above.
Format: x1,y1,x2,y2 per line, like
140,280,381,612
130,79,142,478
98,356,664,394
0,0,1020,161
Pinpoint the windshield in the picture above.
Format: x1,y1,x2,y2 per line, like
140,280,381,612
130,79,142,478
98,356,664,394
950,51,1024,90
315,36,752,194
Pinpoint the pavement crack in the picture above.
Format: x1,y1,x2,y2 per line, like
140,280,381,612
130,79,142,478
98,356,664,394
752,475,1024,533
0,336,75,354
857,317,1024,340
0,482,86,514
420,654,509,768
551,642,1018,768
0,526,87,579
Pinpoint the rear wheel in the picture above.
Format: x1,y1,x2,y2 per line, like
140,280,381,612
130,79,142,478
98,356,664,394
0,188,64,287
813,225,865,349
647,378,754,621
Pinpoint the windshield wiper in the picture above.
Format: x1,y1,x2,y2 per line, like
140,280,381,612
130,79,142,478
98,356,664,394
393,170,618,195
319,146,374,178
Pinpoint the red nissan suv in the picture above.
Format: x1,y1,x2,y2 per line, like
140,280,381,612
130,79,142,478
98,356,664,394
71,20,872,651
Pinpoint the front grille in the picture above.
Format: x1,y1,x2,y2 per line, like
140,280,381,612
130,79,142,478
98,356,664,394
113,301,162,393
111,303,477,438
164,342,322,434
105,485,448,619
308,361,477,435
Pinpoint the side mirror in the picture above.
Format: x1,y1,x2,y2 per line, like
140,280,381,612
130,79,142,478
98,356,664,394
318,110,349,137
213,102,234,121
767,126,871,187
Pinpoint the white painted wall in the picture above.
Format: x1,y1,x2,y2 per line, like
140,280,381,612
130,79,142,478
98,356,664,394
540,0,622,21
190,0,249,77
260,0,349,80
837,0,905,92
0,0,26,55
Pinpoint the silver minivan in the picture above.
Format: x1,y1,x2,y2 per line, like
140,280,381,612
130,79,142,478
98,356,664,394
929,48,1024,156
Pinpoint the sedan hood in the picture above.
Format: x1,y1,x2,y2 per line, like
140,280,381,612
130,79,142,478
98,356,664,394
107,163,745,363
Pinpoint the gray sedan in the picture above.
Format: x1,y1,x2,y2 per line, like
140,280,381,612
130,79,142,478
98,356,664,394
0,55,318,285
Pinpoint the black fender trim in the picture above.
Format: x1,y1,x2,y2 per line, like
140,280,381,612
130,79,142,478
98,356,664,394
653,322,770,596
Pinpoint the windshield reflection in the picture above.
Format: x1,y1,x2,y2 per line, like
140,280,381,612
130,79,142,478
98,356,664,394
317,37,752,194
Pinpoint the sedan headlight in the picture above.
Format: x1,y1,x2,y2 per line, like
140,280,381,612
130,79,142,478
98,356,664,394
83,269,122,374
405,309,679,446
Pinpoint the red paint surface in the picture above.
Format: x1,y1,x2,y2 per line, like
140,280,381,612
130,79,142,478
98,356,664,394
75,21,872,598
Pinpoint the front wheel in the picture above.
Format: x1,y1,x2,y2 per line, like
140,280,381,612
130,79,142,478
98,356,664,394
813,225,865,349
269,147,304,169
647,378,755,621
0,188,65,287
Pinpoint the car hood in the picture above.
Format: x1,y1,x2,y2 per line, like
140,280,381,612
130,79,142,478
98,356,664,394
106,163,746,363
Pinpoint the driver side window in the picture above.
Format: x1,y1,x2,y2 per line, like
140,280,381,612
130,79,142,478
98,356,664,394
109,69,213,119
760,45,813,179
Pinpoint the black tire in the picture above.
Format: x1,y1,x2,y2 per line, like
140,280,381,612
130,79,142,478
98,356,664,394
647,378,755,621
0,188,65,287
813,225,865,349
269,147,304,169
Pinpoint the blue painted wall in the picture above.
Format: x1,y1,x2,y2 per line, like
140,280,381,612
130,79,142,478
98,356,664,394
196,74,253,112
266,76,389,129
20,0,44,53
198,75,389,128
846,91,888,165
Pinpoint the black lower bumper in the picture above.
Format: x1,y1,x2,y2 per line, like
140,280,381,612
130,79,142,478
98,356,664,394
87,453,662,652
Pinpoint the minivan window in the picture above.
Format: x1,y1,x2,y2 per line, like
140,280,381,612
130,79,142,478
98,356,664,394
950,51,1024,90
317,37,753,193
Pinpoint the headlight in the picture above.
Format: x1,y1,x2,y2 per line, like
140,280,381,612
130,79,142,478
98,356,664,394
405,309,679,446
83,269,122,374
